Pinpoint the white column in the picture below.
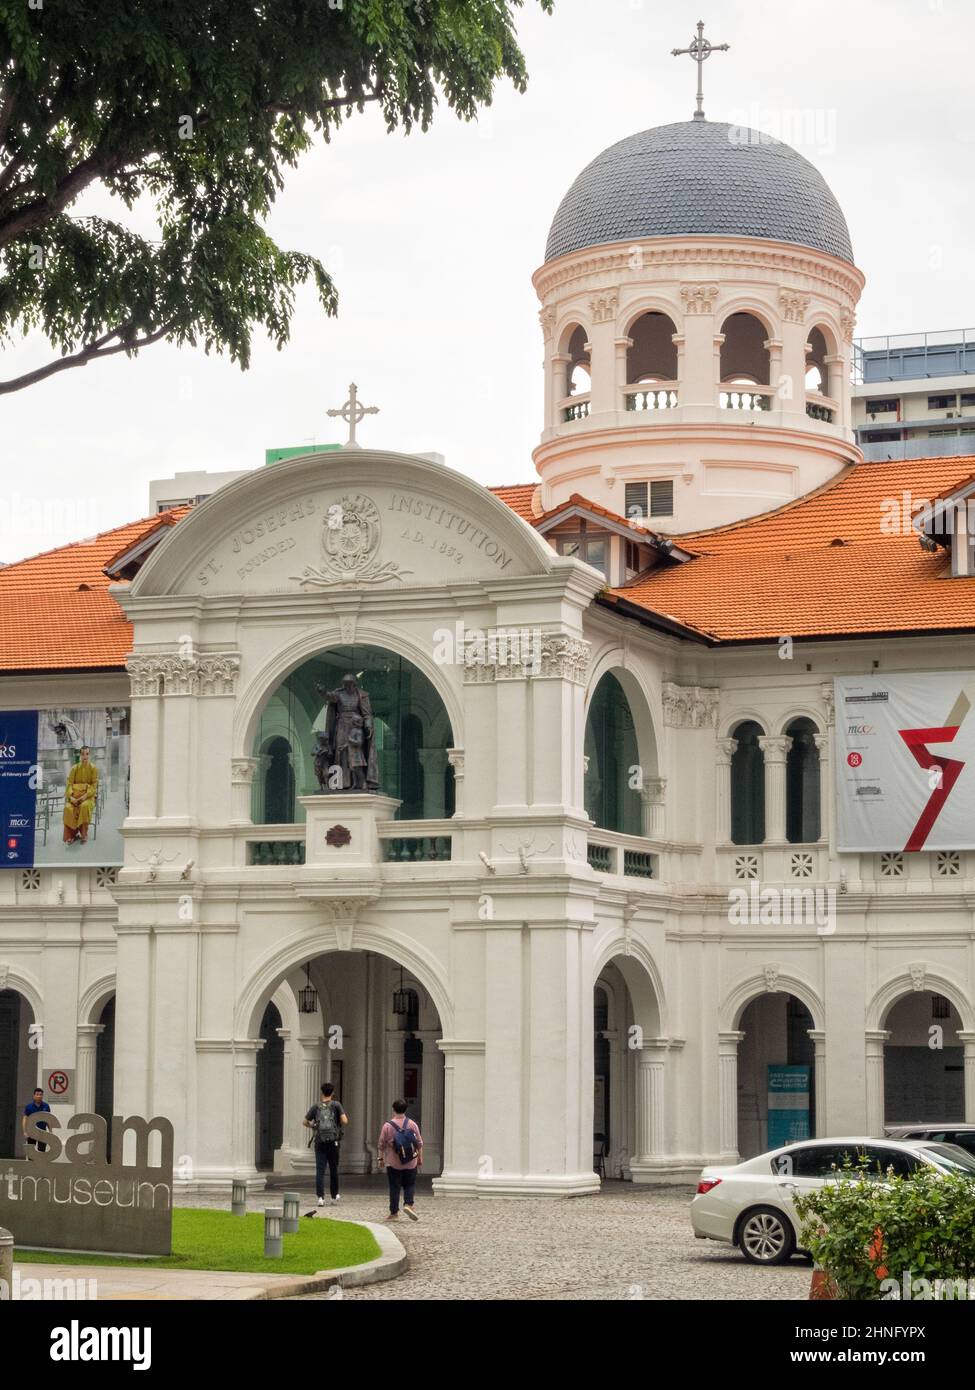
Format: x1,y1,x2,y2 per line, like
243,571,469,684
447,748,465,816
715,737,737,844
765,337,784,401
550,352,571,425
718,1031,745,1159
760,735,791,844
232,1041,262,1178
958,1032,975,1123
813,733,830,844
865,1030,890,1136
385,1030,405,1108
275,1027,293,1170
825,353,846,423
231,757,260,825
422,1039,445,1174
712,333,726,402
807,1029,827,1137
76,1023,104,1113
641,777,666,838
630,1041,668,1179
614,336,633,411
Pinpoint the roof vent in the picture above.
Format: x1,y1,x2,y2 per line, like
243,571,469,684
77,582,92,590
829,538,845,547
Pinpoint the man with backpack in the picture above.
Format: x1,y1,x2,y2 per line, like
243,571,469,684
303,1082,348,1206
377,1098,422,1222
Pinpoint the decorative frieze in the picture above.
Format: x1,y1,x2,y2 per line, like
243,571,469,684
463,634,590,685
680,282,720,314
779,288,811,324
126,651,241,697
661,682,719,729
588,291,618,325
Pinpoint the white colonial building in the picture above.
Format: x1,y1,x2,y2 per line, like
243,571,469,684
2,116,974,1196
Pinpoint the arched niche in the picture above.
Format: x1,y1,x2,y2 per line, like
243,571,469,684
251,645,455,824
584,672,645,835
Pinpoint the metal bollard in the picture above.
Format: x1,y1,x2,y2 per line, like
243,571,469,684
231,1178,247,1217
264,1207,283,1259
282,1192,300,1234
0,1227,12,1302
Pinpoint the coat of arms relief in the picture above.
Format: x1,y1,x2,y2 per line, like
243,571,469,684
292,494,413,588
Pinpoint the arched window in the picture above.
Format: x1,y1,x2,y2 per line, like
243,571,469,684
566,324,591,395
626,312,678,384
805,327,829,393
585,673,641,835
262,736,296,826
731,720,765,845
785,718,821,844
720,313,771,411
252,646,455,823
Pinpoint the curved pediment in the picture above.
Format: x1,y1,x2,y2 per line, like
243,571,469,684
130,449,552,597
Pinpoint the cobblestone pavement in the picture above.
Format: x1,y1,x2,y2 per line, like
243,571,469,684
184,1178,811,1301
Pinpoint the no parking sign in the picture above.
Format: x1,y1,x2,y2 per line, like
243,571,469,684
45,1068,74,1100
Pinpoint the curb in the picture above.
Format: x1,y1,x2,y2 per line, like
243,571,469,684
256,1218,408,1301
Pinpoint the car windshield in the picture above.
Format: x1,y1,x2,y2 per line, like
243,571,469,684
918,1144,975,1174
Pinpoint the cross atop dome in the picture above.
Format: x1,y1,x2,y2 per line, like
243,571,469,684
671,19,730,121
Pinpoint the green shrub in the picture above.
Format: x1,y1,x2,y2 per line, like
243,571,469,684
795,1165,975,1300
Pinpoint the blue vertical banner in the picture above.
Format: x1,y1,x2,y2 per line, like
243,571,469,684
767,1064,811,1148
0,711,39,865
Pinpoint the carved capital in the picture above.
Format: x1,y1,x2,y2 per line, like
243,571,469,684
463,633,590,685
538,306,556,342
231,757,260,785
126,650,240,697
447,747,465,776
125,654,162,697
197,652,241,695
779,288,811,324
588,291,618,325
680,282,720,314
758,735,793,763
715,736,738,766
840,309,856,343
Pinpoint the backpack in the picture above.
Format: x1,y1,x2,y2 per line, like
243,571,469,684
315,1101,341,1143
390,1116,418,1163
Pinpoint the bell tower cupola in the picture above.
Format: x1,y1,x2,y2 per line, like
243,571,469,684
532,79,864,533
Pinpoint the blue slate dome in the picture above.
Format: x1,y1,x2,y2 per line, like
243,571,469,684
545,120,853,264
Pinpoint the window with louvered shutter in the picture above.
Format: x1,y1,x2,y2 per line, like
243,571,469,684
650,480,674,517
624,482,647,523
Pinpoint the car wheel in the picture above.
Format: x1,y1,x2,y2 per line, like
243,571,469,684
738,1206,796,1265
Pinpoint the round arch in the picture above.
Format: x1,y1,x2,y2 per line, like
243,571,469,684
585,650,660,780
776,707,823,736
722,972,825,1034
716,299,777,340
235,625,464,764
0,966,43,1023
722,710,769,739
78,974,116,1026
620,296,684,340
868,971,975,1034
236,920,455,1041
555,316,591,355
592,933,667,1037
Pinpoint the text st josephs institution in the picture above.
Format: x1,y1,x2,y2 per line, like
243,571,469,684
3,115,975,1196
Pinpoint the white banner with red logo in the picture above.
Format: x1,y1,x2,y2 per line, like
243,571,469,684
834,672,975,852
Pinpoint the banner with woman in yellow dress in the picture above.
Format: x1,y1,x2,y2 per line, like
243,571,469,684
62,746,99,845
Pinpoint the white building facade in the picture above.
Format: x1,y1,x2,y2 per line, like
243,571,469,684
2,118,974,1196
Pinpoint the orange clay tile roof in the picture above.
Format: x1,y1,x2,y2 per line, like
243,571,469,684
0,510,189,671
488,483,537,521
606,456,975,642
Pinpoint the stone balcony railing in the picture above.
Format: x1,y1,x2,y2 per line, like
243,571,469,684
623,382,679,412
718,385,775,412
560,392,591,422
805,392,838,423
586,827,660,881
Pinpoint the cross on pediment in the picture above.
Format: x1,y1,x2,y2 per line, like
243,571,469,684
672,20,730,121
327,382,379,448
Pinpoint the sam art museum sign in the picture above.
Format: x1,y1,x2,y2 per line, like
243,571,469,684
0,1112,174,1256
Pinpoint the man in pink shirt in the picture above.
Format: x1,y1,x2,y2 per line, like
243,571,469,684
378,1098,423,1222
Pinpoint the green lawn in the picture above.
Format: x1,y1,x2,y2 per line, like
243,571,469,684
15,1207,380,1275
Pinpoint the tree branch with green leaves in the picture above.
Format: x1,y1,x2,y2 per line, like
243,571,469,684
0,0,553,393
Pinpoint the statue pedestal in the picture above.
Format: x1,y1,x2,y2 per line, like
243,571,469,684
298,793,402,869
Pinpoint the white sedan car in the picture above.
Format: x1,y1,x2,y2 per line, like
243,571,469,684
691,1136,975,1265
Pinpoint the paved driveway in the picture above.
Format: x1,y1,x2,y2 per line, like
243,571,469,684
257,1178,812,1301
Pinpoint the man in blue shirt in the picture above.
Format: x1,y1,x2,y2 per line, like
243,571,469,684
22,1088,51,1153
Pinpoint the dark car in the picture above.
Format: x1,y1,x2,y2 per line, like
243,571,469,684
886,1124,975,1157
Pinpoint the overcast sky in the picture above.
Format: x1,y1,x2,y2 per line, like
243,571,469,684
2,0,973,563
